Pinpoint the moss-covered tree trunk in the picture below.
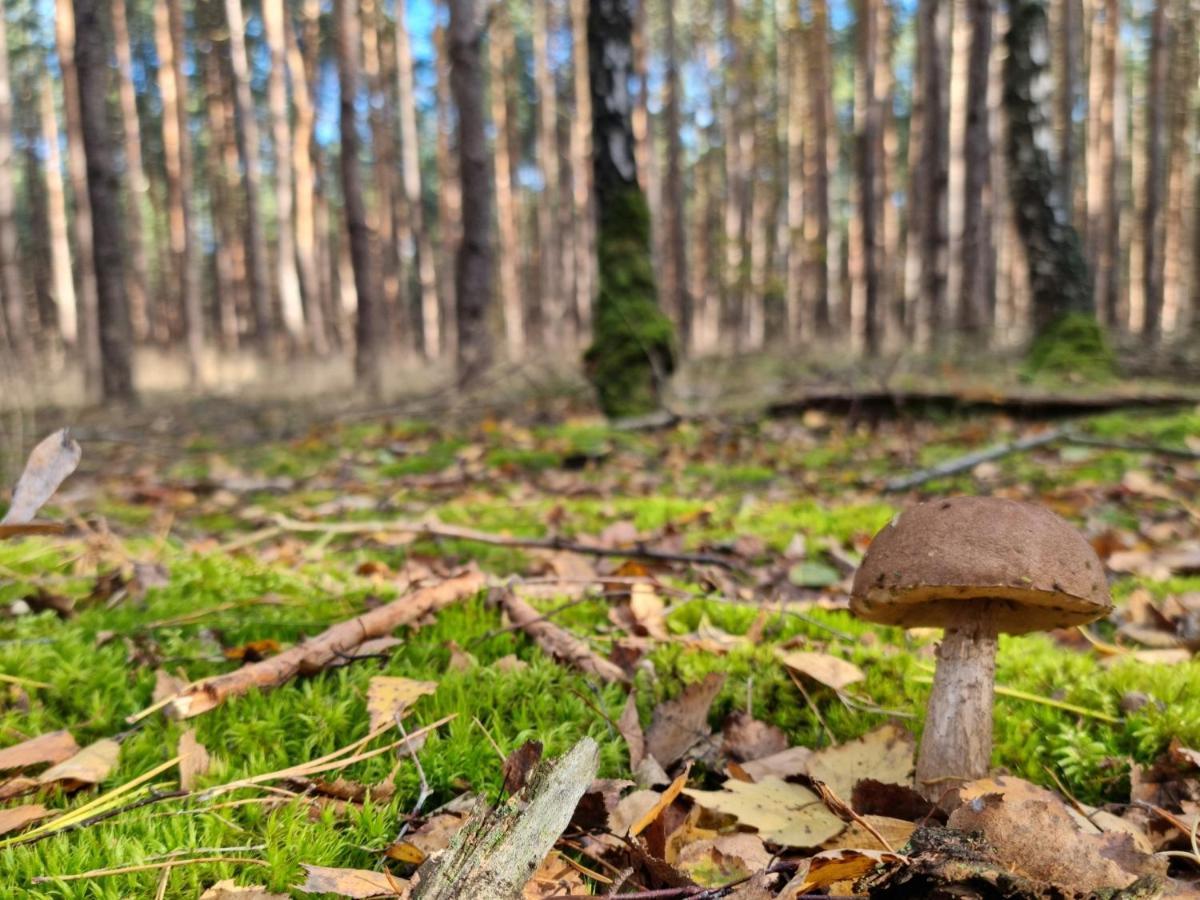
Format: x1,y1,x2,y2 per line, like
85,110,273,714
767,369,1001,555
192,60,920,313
584,0,676,419
1003,0,1111,373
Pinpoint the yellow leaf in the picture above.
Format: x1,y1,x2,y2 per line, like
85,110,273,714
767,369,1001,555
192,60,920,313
629,767,688,837
366,677,438,731
683,777,845,848
777,650,864,691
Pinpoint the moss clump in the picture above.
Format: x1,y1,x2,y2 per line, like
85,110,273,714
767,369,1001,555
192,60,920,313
1025,312,1116,380
584,187,677,418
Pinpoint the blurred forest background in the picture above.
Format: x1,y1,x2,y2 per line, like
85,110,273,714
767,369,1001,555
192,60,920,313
0,0,1191,409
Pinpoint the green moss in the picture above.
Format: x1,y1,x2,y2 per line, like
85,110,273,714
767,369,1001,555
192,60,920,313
1025,312,1116,380
485,447,562,472
584,187,677,418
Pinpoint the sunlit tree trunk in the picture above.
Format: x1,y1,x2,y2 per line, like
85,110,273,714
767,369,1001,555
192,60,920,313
262,0,306,344
336,0,384,395
286,0,329,354
570,0,595,336
396,0,441,358
435,18,460,352
958,0,994,340
54,0,100,390
1141,0,1169,339
783,2,804,341
721,0,748,347
1163,0,1195,333
0,9,27,359
804,0,832,334
1086,0,1119,327
534,0,564,343
39,75,77,349
449,0,493,384
75,0,135,400
662,0,689,344
223,0,273,345
914,0,949,347
489,6,524,358
852,0,882,353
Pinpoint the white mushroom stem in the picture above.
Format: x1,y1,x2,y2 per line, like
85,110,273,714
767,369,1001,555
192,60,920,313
914,616,998,801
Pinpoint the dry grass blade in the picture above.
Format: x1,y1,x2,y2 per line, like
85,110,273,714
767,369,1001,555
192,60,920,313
32,856,268,883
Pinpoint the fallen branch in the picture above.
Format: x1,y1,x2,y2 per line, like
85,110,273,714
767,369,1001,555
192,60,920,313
158,571,486,719
412,737,600,900
884,429,1065,492
270,514,738,570
498,589,628,684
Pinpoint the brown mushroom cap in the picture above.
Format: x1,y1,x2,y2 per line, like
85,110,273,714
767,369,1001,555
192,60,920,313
851,496,1112,634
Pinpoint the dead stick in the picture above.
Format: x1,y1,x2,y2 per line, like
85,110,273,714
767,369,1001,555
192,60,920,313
271,515,738,570
884,429,1065,492
498,589,628,684
159,571,486,719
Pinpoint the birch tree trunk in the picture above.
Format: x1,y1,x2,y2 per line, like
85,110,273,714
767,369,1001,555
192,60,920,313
223,0,274,345
396,0,441,358
336,0,385,396
449,0,494,384
74,0,135,400
262,0,306,344
54,0,101,390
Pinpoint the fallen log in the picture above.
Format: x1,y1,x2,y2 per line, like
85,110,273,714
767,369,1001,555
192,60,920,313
497,589,628,684
160,571,486,719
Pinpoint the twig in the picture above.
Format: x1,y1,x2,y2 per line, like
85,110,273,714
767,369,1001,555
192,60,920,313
469,593,601,647
393,713,431,844
1062,433,1200,460
884,428,1065,492
471,716,507,761
32,856,268,883
271,514,739,570
787,670,835,745
498,588,628,684
811,780,895,852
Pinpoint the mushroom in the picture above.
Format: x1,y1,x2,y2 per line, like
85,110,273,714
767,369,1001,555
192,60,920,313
850,496,1111,799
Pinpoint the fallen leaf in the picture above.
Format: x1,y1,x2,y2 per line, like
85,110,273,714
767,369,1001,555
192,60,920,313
739,745,814,782
618,692,645,769
645,673,725,767
0,803,50,836
0,730,78,772
179,728,211,791
805,724,915,800
778,650,864,692
223,639,282,662
295,864,408,898
610,789,663,835
153,668,189,703
628,584,669,639
722,711,788,762
199,880,288,899
820,815,916,851
783,848,906,895
366,677,437,731
492,654,529,673
502,740,543,795
630,768,689,837
677,832,771,886
521,852,586,898
683,776,846,848
1,429,81,525
37,738,119,788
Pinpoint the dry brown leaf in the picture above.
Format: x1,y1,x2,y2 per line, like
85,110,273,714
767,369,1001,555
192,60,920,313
521,852,586,898
676,833,771,887
0,803,50,836
37,738,119,788
739,746,814,782
683,776,846,848
0,730,78,772
782,848,906,895
805,724,915,799
199,880,288,899
610,789,663,835
777,650,864,691
1,429,81,526
153,668,189,704
179,728,211,791
630,768,689,837
502,740,544,796
294,864,408,898
365,677,437,731
628,584,669,639
722,711,788,762
645,672,725,767
820,815,915,851
618,692,645,769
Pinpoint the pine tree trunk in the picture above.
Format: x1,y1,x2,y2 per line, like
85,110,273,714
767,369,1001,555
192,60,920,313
54,0,101,391
287,0,330,354
223,0,274,345
804,0,832,334
1086,0,1119,327
662,0,689,345
74,0,135,401
396,0,441,358
449,0,494,384
534,0,564,344
570,0,596,337
1053,0,1080,202
435,19,460,352
915,0,949,346
1141,0,1169,340
39,74,77,350
632,0,659,241
1163,0,1195,333
853,0,882,353
878,0,902,342
1004,0,1095,332
0,8,27,359
336,0,384,396
262,0,307,344
958,0,994,339
109,0,152,344
489,7,524,359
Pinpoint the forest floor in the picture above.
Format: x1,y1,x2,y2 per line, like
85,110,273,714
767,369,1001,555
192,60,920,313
1,395,1200,897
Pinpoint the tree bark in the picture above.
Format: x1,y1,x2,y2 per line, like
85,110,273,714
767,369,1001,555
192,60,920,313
1004,0,1095,331
570,0,596,337
783,3,804,341
109,0,152,343
662,0,689,346
1141,0,1169,340
396,0,441,359
853,0,882,353
38,75,77,349
335,0,385,396
262,0,307,344
914,0,949,347
449,0,494,385
1164,0,1196,334
54,0,101,391
488,7,524,359
533,0,565,344
803,0,832,334
435,18,460,353
74,0,136,401
0,7,28,359
958,0,994,340
1086,0,1119,327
